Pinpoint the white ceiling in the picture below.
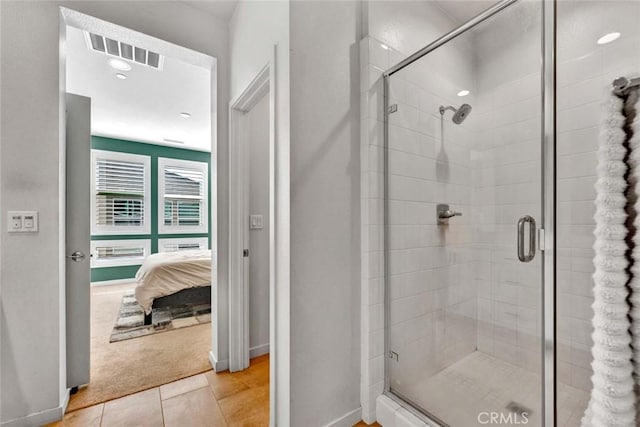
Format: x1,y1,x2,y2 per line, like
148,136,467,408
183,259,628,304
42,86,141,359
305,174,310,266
182,0,239,21
435,0,498,24
66,25,212,151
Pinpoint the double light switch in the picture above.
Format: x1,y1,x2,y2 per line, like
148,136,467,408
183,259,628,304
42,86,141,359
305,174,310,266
250,215,264,230
7,211,38,232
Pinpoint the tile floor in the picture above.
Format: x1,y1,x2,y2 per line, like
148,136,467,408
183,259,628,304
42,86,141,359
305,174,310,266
47,354,269,427
51,350,588,426
394,351,589,427
354,422,381,426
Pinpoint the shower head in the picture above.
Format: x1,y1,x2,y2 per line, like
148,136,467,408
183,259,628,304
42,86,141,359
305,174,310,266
453,103,472,124
439,103,472,124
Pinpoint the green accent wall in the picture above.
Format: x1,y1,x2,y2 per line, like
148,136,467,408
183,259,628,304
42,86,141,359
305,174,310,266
91,136,212,282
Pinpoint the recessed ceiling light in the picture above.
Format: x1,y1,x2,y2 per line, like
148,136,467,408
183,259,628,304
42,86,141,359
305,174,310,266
597,32,621,45
457,89,470,97
381,44,389,50
179,112,191,118
115,73,127,80
108,58,132,71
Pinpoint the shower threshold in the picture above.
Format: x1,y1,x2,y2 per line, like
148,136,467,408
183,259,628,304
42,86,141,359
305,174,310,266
385,351,588,426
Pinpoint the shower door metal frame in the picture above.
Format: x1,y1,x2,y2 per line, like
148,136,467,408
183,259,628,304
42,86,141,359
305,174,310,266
381,0,557,425
541,0,556,425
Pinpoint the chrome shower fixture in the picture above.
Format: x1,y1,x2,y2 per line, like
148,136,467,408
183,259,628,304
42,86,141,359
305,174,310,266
612,76,640,95
439,103,472,124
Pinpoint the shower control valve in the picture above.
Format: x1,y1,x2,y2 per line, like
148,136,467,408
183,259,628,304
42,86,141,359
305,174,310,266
437,203,462,224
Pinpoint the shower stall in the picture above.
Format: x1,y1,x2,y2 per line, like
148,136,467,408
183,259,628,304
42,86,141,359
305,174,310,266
373,0,640,425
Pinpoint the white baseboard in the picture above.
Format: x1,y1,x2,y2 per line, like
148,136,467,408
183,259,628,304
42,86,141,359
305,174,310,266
90,278,135,287
0,401,66,427
209,350,229,372
323,407,362,427
61,388,70,415
249,343,270,359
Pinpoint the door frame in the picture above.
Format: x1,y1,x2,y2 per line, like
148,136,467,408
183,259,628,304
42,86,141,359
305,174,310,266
228,54,276,372
59,4,218,404
228,70,267,371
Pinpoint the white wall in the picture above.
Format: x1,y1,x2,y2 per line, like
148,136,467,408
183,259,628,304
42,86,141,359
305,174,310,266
248,93,270,354
289,1,362,425
228,1,290,424
367,0,459,57
0,2,229,424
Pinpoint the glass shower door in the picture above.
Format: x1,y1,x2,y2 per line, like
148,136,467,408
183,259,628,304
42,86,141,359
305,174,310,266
384,1,544,425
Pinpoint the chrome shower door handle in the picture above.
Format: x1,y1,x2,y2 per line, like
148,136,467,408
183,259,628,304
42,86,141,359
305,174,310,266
517,215,536,263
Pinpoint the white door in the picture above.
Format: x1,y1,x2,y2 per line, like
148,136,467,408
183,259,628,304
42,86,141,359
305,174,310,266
65,93,91,389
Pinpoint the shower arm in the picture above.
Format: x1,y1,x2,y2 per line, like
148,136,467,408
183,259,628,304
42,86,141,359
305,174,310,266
439,105,457,116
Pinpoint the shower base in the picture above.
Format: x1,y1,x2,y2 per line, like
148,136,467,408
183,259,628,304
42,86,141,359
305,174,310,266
388,351,588,426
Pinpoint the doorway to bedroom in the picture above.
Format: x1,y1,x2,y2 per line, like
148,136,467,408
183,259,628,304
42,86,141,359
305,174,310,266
62,9,216,411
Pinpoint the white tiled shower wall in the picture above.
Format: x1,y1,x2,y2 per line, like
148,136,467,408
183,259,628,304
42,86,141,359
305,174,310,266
360,35,387,423
360,4,472,422
386,34,477,392
360,4,545,422
360,32,477,426
471,1,544,374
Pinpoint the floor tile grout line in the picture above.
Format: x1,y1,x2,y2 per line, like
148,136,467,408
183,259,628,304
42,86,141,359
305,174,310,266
211,387,230,427
99,402,105,427
158,388,166,427
161,382,210,402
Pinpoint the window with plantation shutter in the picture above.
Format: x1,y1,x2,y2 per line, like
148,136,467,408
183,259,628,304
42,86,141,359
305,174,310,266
91,150,151,235
157,237,209,253
158,158,208,234
90,239,151,267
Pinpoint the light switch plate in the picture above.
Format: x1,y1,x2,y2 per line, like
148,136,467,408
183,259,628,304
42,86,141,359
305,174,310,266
7,211,38,232
250,214,264,230
9,213,22,231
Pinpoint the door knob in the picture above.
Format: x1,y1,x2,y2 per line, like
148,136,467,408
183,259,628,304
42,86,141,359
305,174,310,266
66,251,86,262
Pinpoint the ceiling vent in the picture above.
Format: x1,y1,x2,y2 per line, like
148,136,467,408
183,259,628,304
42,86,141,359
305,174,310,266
85,32,164,70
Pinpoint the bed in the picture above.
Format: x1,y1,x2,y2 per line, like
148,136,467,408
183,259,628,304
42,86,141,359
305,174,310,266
134,249,212,325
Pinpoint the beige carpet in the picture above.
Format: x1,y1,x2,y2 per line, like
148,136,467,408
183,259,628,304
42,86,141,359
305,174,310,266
67,283,212,412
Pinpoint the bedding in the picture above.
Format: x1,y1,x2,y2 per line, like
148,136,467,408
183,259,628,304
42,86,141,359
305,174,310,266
134,249,212,314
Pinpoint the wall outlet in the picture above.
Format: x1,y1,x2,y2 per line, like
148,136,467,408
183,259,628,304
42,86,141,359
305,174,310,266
7,211,38,233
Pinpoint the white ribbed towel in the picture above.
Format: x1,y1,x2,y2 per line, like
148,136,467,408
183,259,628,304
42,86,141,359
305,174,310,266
582,94,636,427
628,91,640,422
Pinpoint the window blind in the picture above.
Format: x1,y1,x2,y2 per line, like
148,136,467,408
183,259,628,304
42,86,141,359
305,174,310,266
157,237,208,253
162,242,203,252
162,165,205,227
95,245,145,260
90,239,151,268
95,158,146,227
